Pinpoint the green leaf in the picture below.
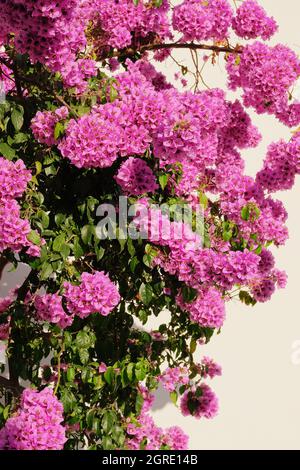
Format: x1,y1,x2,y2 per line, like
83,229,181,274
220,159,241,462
118,238,126,252
66,367,76,382
127,238,135,257
92,417,101,435
76,331,91,349
135,393,144,415
143,254,153,267
54,121,65,140
253,205,261,220
60,243,71,259
86,409,97,430
35,161,42,175
138,309,148,325
81,368,92,383
130,256,139,273
37,210,49,229
121,367,129,387
159,174,169,190
27,230,41,246
239,290,257,306
73,238,84,258
87,196,99,213
93,375,104,390
11,106,24,132
40,262,53,280
52,233,66,252
104,367,114,386
182,285,198,303
3,405,10,420
109,85,118,103
55,213,66,227
190,338,197,354
102,410,117,434
126,363,135,382
95,245,105,261
60,389,76,413
64,331,72,347
0,142,15,160
199,191,208,210
241,205,250,221
102,436,113,450
135,366,146,382
81,225,94,245
255,245,263,255
139,283,153,306
79,349,89,365
111,426,125,447
45,164,57,176
170,391,178,405
14,132,28,144
187,397,197,415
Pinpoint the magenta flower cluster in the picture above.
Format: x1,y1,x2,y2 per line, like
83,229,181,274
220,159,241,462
90,0,171,50
232,0,278,40
0,52,14,94
0,157,43,256
0,0,96,92
172,0,233,42
114,158,158,196
125,385,189,450
0,290,17,341
34,293,73,329
180,384,219,420
256,134,300,192
126,412,189,450
159,366,190,393
57,62,162,168
200,357,222,380
34,271,120,327
0,388,66,450
226,41,300,126
0,157,31,200
177,288,225,329
125,386,188,450
63,271,120,319
31,106,69,147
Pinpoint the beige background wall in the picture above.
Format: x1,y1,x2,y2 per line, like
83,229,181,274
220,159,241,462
0,0,299,450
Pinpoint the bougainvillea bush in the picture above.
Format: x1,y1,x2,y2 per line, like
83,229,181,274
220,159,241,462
0,0,299,450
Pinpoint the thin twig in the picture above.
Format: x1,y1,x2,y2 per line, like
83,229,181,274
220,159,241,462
54,341,64,395
110,41,241,59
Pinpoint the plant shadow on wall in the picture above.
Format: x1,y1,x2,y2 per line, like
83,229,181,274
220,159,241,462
152,385,172,412
0,0,300,451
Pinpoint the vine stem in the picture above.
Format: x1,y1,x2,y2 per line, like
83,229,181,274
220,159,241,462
54,341,65,395
110,41,241,59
